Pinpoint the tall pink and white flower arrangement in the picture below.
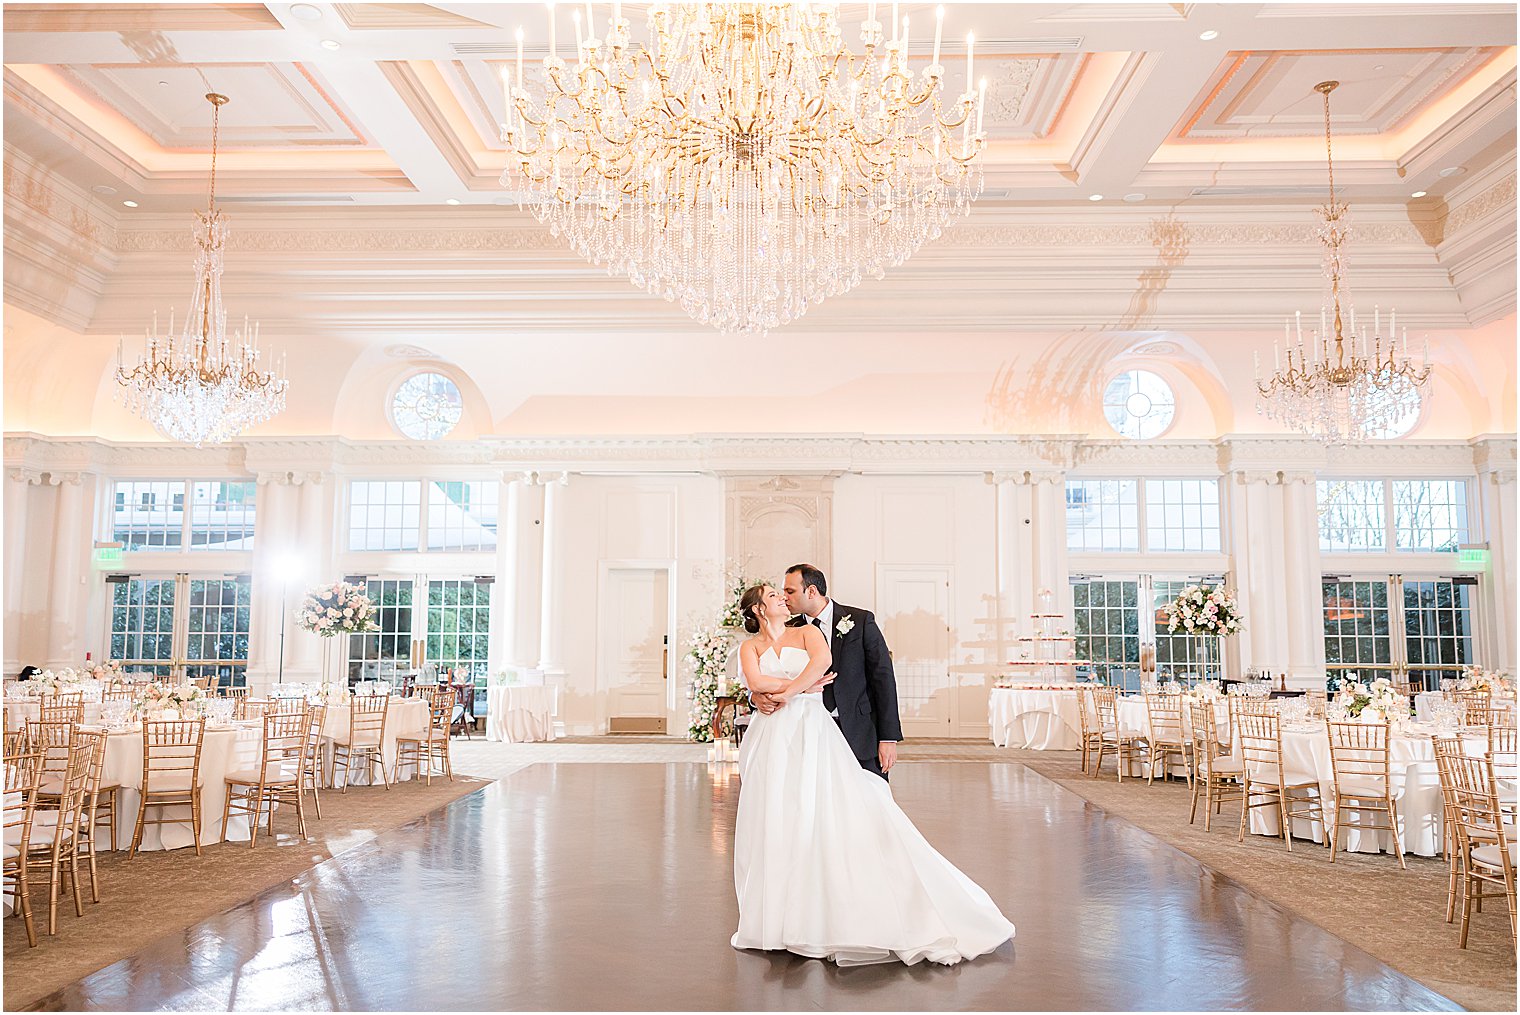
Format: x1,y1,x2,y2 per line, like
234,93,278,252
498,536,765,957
1163,584,1243,638
296,581,381,638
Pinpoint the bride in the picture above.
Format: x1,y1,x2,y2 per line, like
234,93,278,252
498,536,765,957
730,584,1015,966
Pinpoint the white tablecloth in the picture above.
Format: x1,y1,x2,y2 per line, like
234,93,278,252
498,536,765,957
5,700,106,731
89,722,262,852
988,688,1082,750
487,685,557,743
1246,723,1488,856
318,697,431,787
1415,690,1518,722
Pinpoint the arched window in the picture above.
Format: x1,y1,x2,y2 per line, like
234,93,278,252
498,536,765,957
390,372,463,440
1102,369,1175,440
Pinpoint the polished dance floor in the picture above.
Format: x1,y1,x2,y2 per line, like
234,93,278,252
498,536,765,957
34,762,1456,1012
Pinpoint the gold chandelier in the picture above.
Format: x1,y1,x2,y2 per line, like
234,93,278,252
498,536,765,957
1254,80,1431,444
501,2,988,334
116,92,287,446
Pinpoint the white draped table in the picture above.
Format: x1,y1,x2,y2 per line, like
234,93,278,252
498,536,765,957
5,700,106,731
487,685,557,743
1415,690,1517,722
86,721,262,852
1246,724,1489,857
317,697,431,787
988,688,1082,750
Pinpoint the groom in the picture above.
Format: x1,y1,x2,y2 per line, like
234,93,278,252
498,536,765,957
752,563,903,780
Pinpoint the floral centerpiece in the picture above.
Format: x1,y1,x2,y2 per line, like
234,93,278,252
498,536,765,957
1335,675,1409,722
84,659,125,682
133,681,207,717
20,667,87,697
686,569,765,743
296,581,381,637
1457,665,1514,694
1162,585,1243,637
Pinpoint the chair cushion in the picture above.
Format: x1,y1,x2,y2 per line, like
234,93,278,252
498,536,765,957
143,773,199,793
1333,775,1393,799
1204,756,1244,774
226,760,301,785
1102,728,1147,740
4,812,73,848
1471,844,1516,871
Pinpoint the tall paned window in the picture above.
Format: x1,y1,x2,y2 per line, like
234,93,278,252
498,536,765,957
1152,579,1223,680
188,482,257,550
113,481,185,549
111,480,257,550
347,579,414,682
1319,479,1471,554
182,578,252,685
1402,579,1475,686
1322,579,1393,680
427,580,493,709
1144,480,1221,553
1066,480,1139,552
1071,580,1139,685
1393,480,1469,551
109,578,177,676
1317,481,1386,552
426,482,499,551
349,482,422,551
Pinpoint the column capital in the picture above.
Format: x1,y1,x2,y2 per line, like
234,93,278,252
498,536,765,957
44,471,84,487
1232,469,1281,486
1027,469,1065,486
1489,468,1518,486
985,470,1024,485
6,468,43,485
1280,470,1317,486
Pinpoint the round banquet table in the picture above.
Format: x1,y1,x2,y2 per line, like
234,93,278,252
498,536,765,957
1245,723,1490,856
87,721,262,852
486,685,557,743
988,688,1082,750
5,700,106,731
316,697,431,787
1415,690,1517,722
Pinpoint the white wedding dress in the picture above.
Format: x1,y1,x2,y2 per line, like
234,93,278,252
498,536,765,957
731,645,1015,966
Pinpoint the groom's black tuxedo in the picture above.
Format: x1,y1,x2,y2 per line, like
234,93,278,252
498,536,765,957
789,602,903,779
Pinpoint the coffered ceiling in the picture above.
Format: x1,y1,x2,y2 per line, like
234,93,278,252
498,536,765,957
2,2,1516,336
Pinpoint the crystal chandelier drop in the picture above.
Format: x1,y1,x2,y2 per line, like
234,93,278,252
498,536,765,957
1254,80,1431,444
116,92,287,446
500,2,988,335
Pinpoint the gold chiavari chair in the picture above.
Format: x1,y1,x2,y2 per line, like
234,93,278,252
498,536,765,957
333,695,390,791
241,698,272,720
1433,737,1469,924
26,719,75,808
1453,690,1493,726
38,699,83,725
74,731,115,902
394,685,455,785
1393,680,1424,700
1188,700,1243,831
189,676,212,691
222,711,309,847
1439,748,1517,948
18,731,91,936
102,687,135,705
1236,710,1324,852
1075,686,1104,774
1491,722,1518,757
52,690,85,709
1090,685,1147,782
1324,720,1406,868
217,684,250,703
4,749,41,947
1303,690,1328,718
1144,693,1192,786
129,719,207,858
301,703,327,819
3,725,25,757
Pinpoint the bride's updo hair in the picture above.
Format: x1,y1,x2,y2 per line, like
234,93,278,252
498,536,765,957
739,584,769,635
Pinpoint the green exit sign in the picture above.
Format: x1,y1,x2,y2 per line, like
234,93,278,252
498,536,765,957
92,545,123,568
1457,545,1491,572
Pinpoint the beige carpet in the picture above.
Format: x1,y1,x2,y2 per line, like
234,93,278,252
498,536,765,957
1013,748,1516,1013
2,773,487,1011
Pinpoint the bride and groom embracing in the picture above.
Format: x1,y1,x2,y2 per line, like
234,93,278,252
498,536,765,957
729,564,1015,967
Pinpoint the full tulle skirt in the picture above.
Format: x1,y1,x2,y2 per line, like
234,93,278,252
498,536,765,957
731,695,1015,966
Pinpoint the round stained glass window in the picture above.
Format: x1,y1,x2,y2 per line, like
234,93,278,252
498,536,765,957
1103,369,1175,440
391,372,463,440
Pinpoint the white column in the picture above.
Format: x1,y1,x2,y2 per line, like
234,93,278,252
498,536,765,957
1230,471,1286,677
987,472,1021,622
537,472,568,672
44,471,89,670
284,473,333,682
4,468,41,674
1029,471,1071,619
1281,471,1326,687
488,472,525,676
1479,466,1517,675
247,473,303,694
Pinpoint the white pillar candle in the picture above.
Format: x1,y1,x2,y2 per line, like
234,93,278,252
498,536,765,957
892,2,899,43
515,27,525,88
1374,305,1380,336
966,32,975,95
548,2,558,60
977,78,986,134
572,9,582,62
584,0,594,41
933,5,943,66
1295,310,1302,343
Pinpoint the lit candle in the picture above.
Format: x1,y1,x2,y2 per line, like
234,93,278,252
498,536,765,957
516,26,524,88
868,2,877,28
966,32,975,95
1389,308,1395,336
1295,309,1302,343
613,0,620,24
977,77,986,134
1254,350,1261,376
501,66,513,135
1349,304,1356,334
548,2,557,60
1274,340,1280,370
1401,326,1408,357
1374,305,1380,337
1320,307,1327,339
572,8,582,61
933,5,944,67
584,0,594,41
902,16,910,70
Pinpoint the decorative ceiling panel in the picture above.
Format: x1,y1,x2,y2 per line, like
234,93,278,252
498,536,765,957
55,62,370,149
1180,46,1506,139
0,4,280,33
334,3,498,31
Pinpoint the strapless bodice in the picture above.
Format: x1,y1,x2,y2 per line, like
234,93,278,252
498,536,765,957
758,645,810,681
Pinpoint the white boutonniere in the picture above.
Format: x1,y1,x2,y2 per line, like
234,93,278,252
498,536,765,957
836,616,855,636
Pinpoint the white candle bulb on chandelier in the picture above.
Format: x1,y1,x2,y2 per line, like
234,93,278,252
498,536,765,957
933,6,944,67
966,32,975,95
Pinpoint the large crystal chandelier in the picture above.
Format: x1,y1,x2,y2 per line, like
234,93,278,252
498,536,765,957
501,2,988,334
116,92,287,446
1255,80,1430,444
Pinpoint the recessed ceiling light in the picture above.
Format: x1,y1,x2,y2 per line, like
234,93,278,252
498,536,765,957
1088,194,1104,201
121,200,139,208
320,38,341,50
445,198,461,206
289,3,323,21
158,80,170,87
1198,30,1219,41
91,184,118,196
1411,190,1427,198
1122,192,1145,203
1438,166,1466,178
1373,64,1385,72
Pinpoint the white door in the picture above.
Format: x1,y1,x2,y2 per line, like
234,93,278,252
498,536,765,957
600,567,670,724
876,566,953,737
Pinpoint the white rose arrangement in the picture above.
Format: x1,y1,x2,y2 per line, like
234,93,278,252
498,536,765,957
1457,666,1513,694
296,581,381,638
1162,584,1243,638
1335,675,1408,721
133,681,207,715
685,624,739,743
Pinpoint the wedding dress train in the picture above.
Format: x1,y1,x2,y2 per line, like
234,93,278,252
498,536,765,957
731,645,1015,966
